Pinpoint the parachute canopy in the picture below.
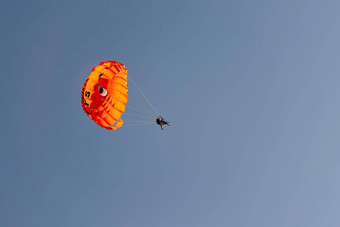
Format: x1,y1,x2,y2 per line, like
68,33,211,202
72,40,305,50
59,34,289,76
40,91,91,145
81,61,128,130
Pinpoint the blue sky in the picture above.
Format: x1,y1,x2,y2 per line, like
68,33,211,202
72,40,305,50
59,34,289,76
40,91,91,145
1,0,340,226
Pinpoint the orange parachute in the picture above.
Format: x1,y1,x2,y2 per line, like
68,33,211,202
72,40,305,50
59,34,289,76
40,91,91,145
81,61,128,130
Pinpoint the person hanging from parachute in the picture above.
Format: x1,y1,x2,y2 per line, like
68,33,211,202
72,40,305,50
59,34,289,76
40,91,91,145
81,60,170,131
156,116,170,130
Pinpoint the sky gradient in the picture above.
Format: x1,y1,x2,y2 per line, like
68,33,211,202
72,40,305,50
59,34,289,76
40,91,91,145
1,0,340,226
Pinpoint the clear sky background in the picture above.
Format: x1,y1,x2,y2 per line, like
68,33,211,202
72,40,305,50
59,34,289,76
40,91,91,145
1,0,340,226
